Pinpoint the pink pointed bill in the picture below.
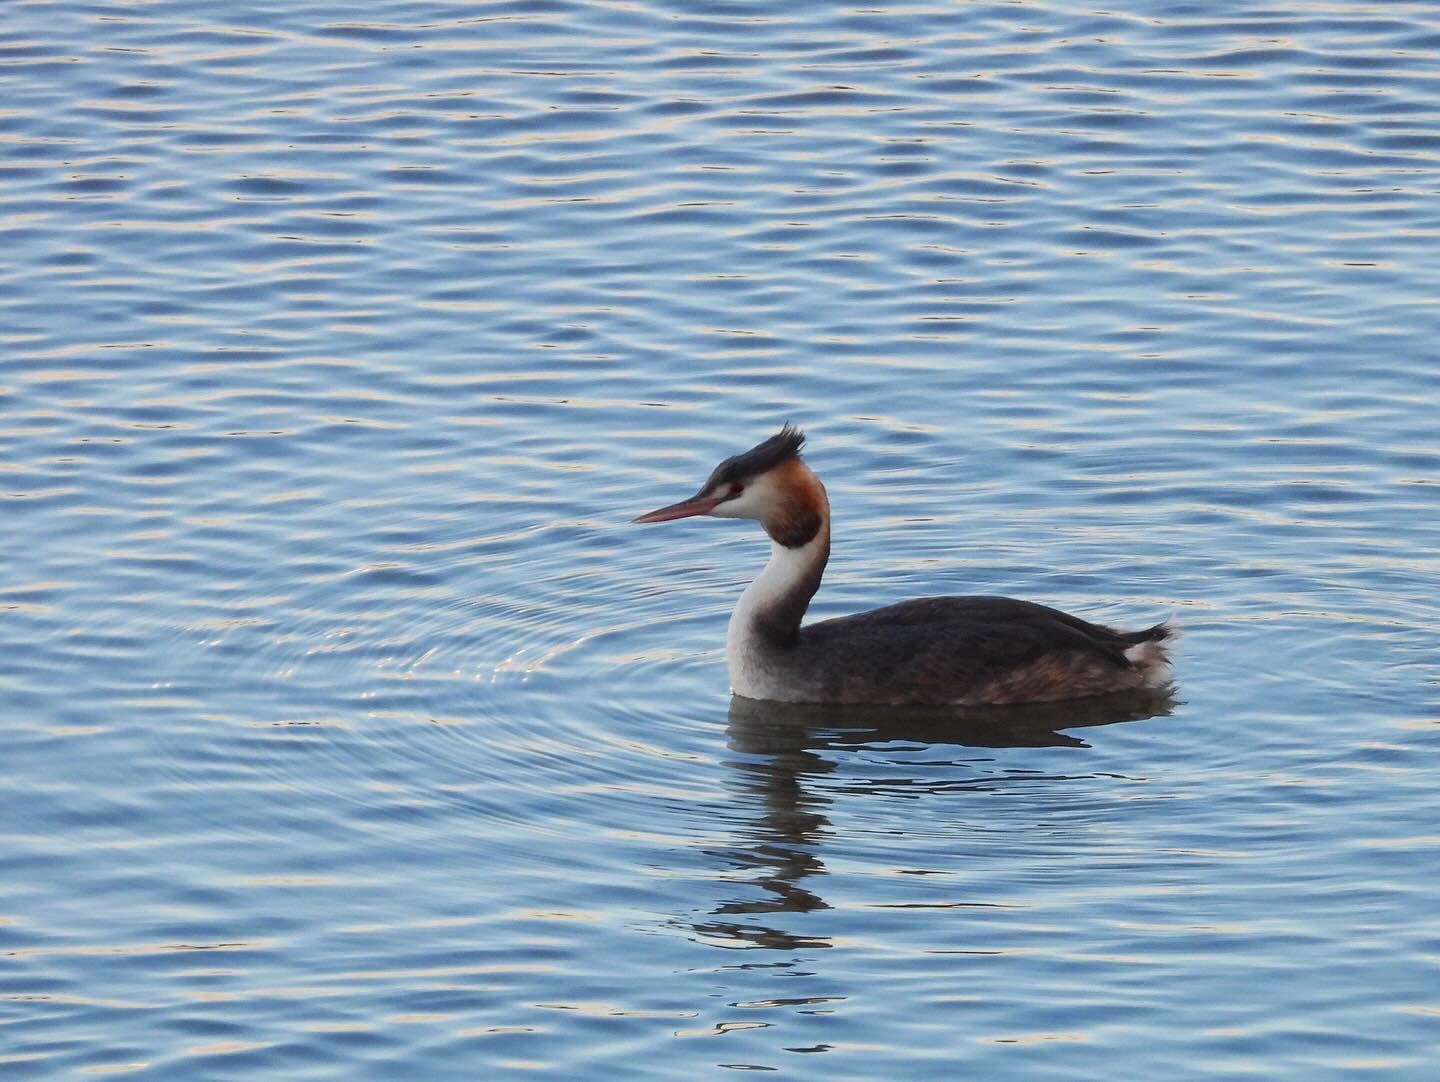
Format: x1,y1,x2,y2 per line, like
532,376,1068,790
632,495,721,524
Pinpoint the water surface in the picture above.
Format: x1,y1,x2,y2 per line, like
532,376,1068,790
3,1,1439,1078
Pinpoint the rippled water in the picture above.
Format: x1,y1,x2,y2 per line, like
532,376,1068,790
4,1,1439,1077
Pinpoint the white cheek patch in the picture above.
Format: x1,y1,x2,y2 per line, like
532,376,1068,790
710,474,779,520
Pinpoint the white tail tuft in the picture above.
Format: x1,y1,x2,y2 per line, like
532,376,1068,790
1124,615,1178,687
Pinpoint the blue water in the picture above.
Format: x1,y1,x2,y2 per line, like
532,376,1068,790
3,1,1439,1077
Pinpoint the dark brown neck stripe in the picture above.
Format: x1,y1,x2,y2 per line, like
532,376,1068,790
765,504,822,549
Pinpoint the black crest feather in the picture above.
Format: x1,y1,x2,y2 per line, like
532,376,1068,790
706,424,806,488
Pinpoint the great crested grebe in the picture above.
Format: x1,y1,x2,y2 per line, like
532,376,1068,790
633,426,1174,705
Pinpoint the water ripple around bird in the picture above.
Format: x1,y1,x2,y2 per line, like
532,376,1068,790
3,1,1439,1079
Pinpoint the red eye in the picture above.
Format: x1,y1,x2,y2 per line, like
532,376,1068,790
729,484,745,498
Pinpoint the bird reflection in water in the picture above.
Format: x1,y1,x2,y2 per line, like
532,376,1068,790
690,689,1177,952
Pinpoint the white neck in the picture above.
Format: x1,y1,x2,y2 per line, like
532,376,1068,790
725,525,830,698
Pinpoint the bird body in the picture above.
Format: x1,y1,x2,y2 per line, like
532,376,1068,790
634,427,1173,706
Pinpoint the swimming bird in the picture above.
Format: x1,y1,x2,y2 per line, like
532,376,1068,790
633,426,1174,705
